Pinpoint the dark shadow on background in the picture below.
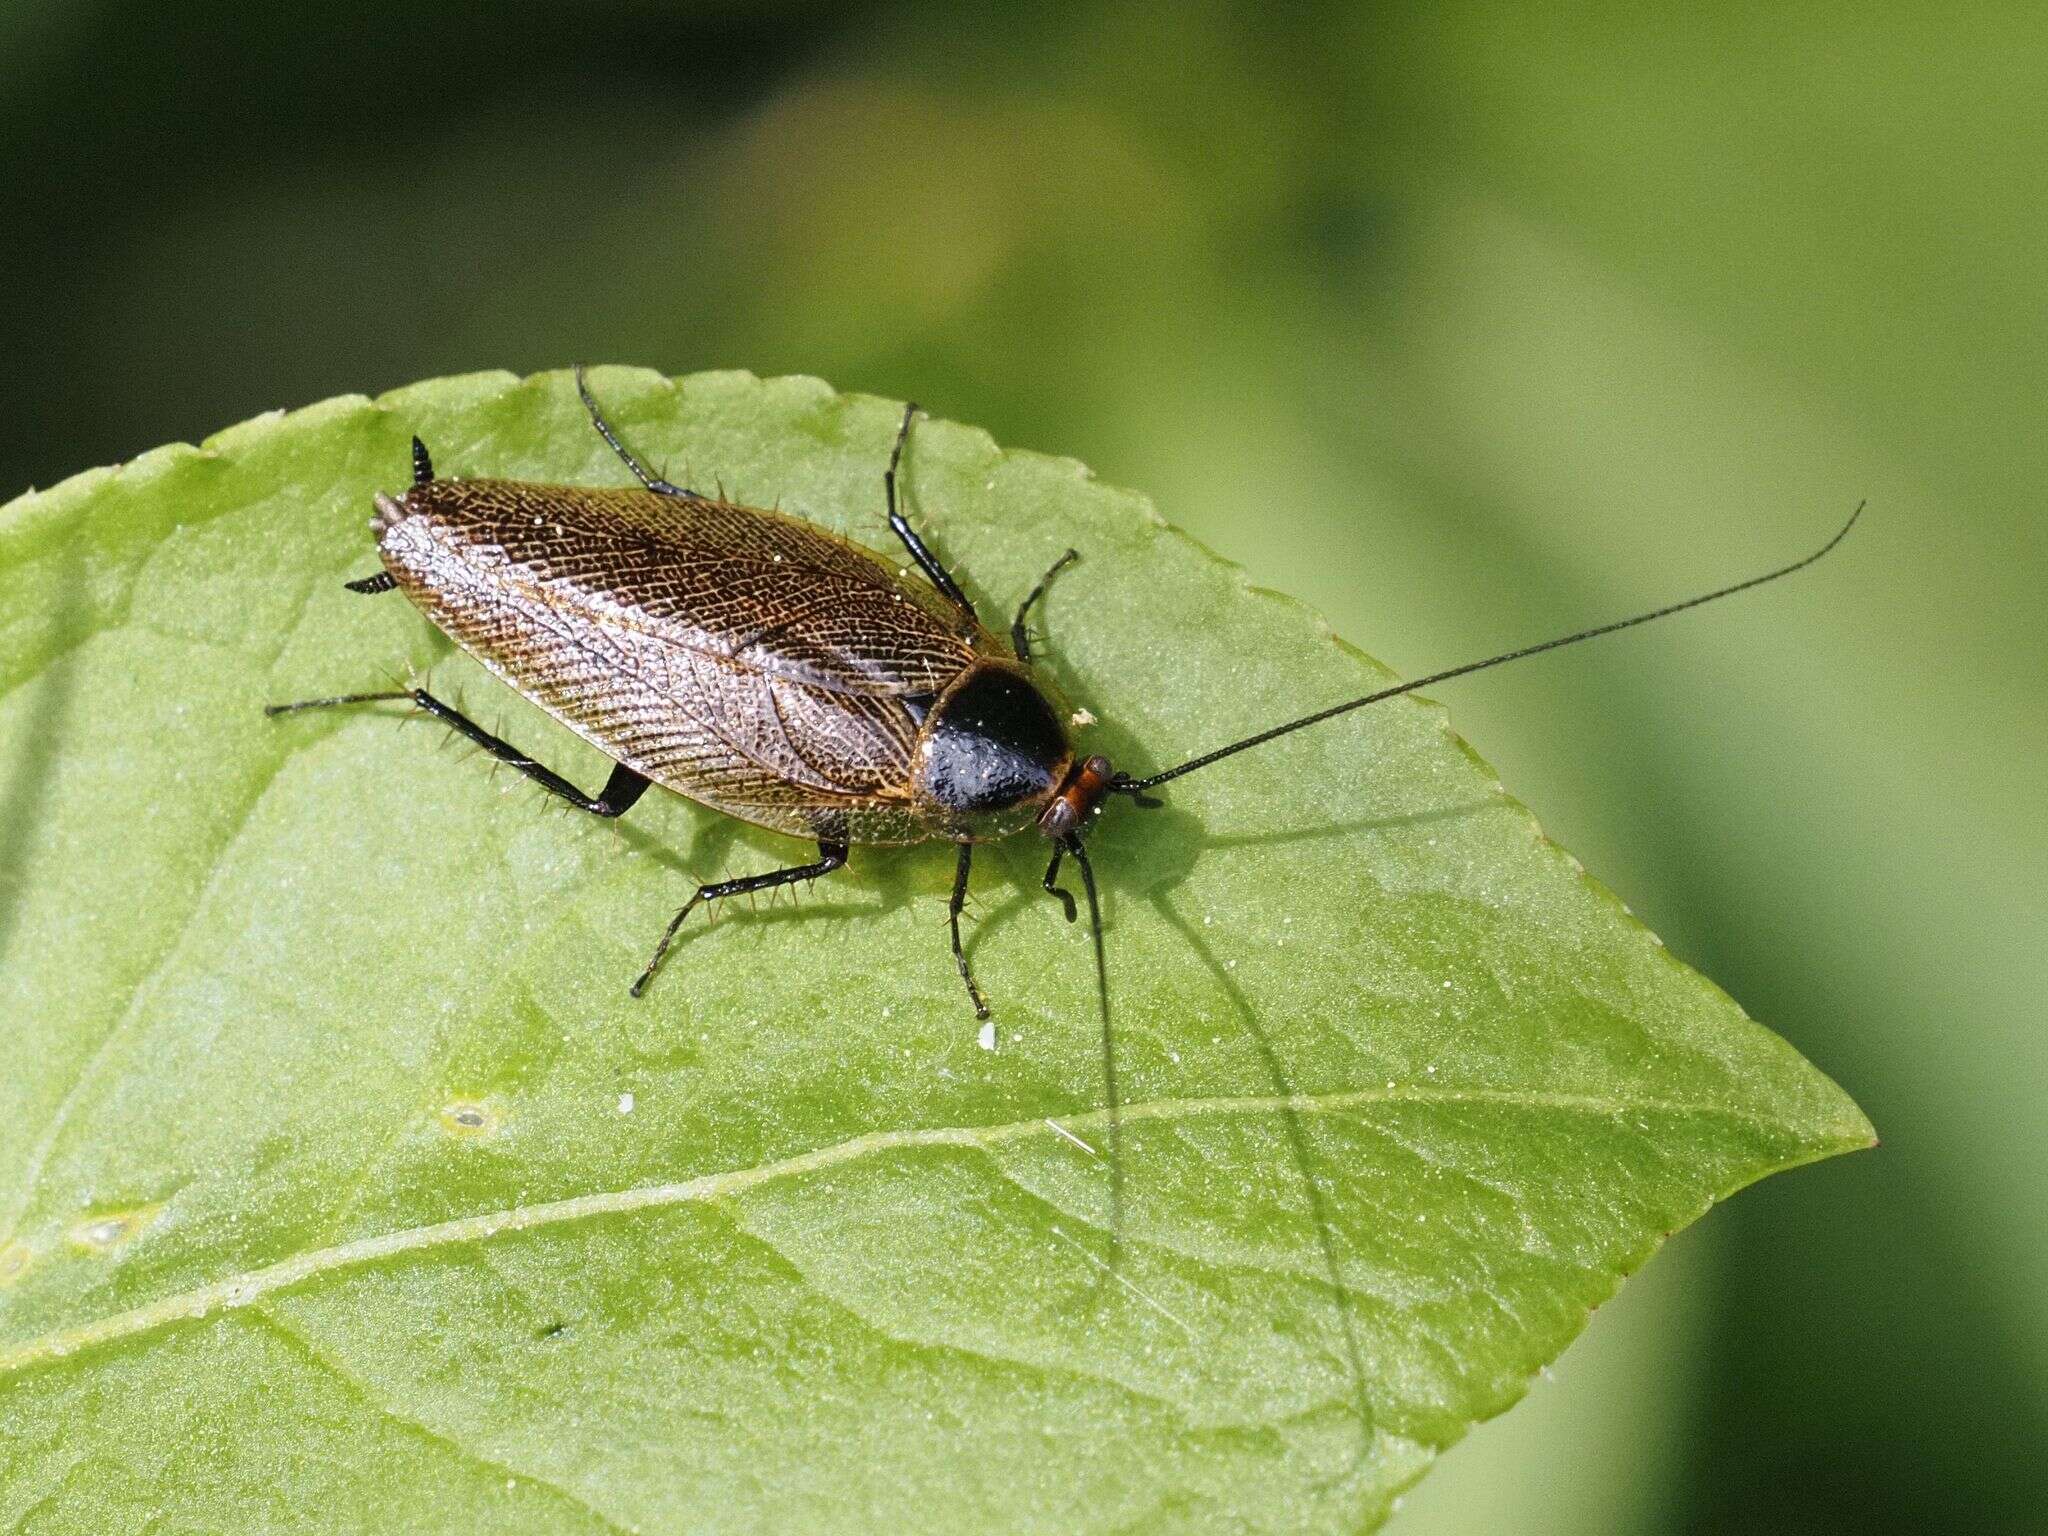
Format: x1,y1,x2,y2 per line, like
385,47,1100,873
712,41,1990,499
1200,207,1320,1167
0,553,84,968
1152,888,1379,1495
962,796,1495,978
1198,799,1493,852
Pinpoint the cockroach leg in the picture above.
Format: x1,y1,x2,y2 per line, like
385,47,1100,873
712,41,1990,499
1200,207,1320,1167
574,364,704,501
403,689,651,816
883,402,979,622
1040,843,1077,923
631,840,850,998
266,685,651,818
263,689,411,717
949,842,991,1020
1010,548,1079,664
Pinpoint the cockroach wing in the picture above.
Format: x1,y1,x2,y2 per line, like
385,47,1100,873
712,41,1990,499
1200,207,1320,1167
374,480,990,840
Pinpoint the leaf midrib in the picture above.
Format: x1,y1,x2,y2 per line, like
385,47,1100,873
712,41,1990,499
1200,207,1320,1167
0,1081,1818,1380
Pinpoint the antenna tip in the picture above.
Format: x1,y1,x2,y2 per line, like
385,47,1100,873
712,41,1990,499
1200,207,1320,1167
1822,499,1866,556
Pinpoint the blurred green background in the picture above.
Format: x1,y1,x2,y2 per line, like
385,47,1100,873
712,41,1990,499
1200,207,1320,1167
4,2,2041,1529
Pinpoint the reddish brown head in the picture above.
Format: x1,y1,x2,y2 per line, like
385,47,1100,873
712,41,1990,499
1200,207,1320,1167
1036,754,1115,840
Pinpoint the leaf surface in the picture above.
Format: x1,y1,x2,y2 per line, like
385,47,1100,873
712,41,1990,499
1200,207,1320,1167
0,368,1869,1533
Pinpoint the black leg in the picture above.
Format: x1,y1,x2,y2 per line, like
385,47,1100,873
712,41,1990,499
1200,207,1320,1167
264,686,650,818
345,572,398,594
1010,548,1079,664
575,365,703,500
632,841,850,997
884,403,978,622
265,689,410,715
1041,843,1077,923
949,842,990,1019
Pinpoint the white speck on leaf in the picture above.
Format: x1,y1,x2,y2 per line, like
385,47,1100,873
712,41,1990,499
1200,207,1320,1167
1044,1119,1099,1158
65,1206,162,1255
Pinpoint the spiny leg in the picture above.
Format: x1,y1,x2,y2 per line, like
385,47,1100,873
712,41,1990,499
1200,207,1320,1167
632,841,850,997
1011,548,1079,664
574,364,703,500
264,687,649,818
265,689,410,716
883,403,978,621
949,842,990,1019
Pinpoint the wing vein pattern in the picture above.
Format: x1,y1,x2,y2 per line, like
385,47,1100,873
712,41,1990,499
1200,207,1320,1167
376,480,991,840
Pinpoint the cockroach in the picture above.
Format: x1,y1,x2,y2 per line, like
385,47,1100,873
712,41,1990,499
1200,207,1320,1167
269,369,1860,1253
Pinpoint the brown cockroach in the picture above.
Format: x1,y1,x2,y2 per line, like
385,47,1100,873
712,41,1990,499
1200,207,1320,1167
270,368,1860,1250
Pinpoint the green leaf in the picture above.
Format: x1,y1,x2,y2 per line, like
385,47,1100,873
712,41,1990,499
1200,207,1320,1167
0,367,1869,1533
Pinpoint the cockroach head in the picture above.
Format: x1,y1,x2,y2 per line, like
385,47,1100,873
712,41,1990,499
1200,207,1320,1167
1036,754,1117,839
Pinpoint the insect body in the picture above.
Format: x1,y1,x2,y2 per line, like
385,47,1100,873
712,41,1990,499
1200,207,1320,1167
376,467,1069,849
275,370,1860,1020
274,375,1114,1018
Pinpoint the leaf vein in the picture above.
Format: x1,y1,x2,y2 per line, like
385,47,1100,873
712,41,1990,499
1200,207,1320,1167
0,1083,1797,1379
249,1308,634,1535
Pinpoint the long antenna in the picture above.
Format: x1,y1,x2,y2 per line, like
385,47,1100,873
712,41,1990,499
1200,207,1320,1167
1114,502,1863,795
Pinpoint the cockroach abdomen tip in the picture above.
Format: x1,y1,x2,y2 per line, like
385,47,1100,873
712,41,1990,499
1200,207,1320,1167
369,491,406,539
